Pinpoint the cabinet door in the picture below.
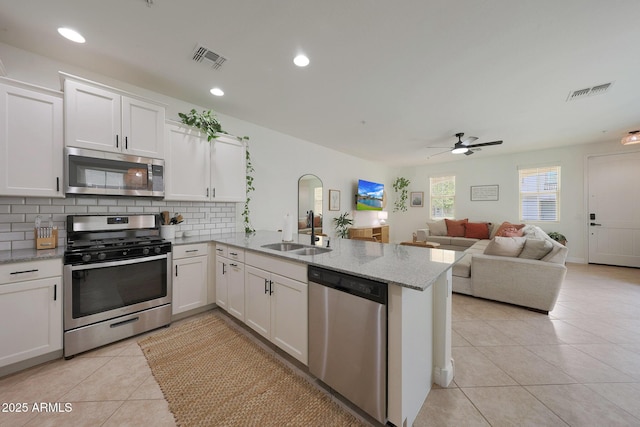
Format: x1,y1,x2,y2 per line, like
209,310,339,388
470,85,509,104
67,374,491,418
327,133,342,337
244,265,271,339
226,261,245,321
210,135,246,202
121,96,164,158
215,256,228,310
0,277,62,368
64,80,121,152
0,82,63,197
207,243,216,304
164,124,210,201
270,274,308,364
172,256,208,315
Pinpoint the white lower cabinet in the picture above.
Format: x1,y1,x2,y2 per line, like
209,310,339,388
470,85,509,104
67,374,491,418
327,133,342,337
0,259,62,368
215,244,245,321
172,243,208,315
244,253,308,365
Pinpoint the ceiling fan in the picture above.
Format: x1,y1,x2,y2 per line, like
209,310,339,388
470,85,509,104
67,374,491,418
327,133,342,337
427,132,503,157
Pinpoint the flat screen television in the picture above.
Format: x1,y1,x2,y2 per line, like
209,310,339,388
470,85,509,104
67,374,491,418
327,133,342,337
356,179,384,211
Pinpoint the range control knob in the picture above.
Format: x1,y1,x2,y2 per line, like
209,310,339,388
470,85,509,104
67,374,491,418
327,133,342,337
154,246,162,254
82,253,92,262
142,247,150,255
97,252,107,261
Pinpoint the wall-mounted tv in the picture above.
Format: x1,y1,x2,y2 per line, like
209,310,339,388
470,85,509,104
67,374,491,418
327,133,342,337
356,179,384,211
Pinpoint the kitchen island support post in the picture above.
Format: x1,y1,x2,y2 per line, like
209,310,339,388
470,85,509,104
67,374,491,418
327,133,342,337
387,268,453,427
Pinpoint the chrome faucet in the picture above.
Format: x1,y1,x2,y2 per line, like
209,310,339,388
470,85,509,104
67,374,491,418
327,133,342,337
308,210,319,246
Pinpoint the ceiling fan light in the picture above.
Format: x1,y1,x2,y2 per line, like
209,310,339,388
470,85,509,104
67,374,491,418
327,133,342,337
621,130,640,145
451,147,468,154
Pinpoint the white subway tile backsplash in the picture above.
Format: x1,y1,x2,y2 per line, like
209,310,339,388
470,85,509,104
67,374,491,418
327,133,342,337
11,205,39,214
0,195,236,250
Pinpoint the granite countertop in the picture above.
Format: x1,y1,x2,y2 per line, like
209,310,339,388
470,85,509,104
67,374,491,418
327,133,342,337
0,247,65,264
0,231,463,291
173,230,464,291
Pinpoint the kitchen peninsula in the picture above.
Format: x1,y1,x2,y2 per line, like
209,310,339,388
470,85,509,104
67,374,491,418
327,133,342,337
178,230,463,427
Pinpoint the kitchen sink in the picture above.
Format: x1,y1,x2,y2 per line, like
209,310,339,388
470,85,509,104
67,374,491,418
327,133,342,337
290,247,332,256
261,243,305,251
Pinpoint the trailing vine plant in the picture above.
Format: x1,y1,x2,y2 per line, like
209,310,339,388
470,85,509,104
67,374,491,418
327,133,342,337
178,109,254,233
392,177,411,212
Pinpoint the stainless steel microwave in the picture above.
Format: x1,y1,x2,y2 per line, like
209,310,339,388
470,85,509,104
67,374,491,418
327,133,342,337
65,147,164,197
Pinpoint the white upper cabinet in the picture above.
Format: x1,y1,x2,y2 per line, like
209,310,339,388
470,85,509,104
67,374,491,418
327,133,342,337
164,123,246,202
164,123,209,201
210,135,246,202
0,79,64,198
64,77,165,159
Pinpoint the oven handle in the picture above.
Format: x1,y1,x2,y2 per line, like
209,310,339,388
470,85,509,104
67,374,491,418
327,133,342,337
68,254,169,271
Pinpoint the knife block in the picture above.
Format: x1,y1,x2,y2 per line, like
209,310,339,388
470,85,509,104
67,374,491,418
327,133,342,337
34,227,58,250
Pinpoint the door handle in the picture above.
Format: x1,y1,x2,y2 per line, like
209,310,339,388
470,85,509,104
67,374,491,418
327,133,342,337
590,222,602,226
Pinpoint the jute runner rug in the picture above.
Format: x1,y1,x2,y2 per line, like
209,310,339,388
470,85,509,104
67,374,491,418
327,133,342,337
138,312,367,426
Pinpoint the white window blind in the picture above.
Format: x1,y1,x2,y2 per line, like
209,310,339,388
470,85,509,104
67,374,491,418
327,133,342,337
519,166,560,221
430,175,455,219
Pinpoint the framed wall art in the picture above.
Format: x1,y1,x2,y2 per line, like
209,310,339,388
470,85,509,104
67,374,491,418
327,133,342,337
470,185,499,201
328,189,340,211
410,191,424,207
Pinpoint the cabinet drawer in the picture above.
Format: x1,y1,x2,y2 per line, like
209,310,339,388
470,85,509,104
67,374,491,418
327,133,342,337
173,243,208,259
226,246,245,263
0,259,62,284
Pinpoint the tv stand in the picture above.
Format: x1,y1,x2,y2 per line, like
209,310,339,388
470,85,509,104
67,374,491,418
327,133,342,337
348,225,389,243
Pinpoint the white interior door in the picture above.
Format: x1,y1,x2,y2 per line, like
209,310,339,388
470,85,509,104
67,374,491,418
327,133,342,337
587,151,640,267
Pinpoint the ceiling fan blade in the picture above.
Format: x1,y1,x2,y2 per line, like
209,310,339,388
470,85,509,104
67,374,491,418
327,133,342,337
465,140,503,148
460,136,478,146
427,149,453,158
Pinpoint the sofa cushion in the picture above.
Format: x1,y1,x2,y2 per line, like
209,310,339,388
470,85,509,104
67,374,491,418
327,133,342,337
519,238,553,260
426,219,447,236
493,221,525,238
484,236,526,257
424,236,452,245
452,253,472,278
445,218,468,237
465,222,490,239
449,237,480,248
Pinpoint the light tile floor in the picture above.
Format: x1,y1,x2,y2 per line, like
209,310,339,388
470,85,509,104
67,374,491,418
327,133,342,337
0,263,638,426
415,262,640,426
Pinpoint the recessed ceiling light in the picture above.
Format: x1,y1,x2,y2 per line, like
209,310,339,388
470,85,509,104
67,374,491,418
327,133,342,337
210,87,224,97
57,27,85,43
293,54,310,67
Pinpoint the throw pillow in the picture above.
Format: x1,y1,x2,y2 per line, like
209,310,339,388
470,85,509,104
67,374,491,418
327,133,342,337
445,218,468,237
464,222,490,239
502,227,524,237
426,219,447,236
484,236,527,257
494,221,526,237
518,238,553,260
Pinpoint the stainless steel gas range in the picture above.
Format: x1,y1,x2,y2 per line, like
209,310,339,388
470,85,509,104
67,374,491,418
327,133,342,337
63,214,172,358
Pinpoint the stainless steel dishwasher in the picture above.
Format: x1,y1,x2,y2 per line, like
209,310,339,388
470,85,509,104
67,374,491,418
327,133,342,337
308,265,387,424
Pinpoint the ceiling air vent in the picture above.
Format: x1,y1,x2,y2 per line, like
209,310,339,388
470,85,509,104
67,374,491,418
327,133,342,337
566,82,613,101
192,44,226,70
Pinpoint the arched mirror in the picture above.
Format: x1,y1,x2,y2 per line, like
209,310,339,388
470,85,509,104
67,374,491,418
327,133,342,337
298,174,323,235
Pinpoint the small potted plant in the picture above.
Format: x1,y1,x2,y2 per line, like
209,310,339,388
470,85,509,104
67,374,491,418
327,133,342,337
333,212,353,238
547,231,567,246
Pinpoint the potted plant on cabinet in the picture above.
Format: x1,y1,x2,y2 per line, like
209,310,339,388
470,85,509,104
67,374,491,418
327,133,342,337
333,212,353,238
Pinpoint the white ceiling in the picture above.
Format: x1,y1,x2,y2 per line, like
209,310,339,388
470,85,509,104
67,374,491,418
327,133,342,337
1,0,639,166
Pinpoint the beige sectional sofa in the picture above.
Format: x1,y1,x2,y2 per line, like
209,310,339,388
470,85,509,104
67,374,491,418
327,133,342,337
417,221,568,313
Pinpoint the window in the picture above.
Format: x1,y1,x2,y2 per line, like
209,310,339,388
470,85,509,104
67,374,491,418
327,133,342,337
430,176,455,219
313,187,322,214
519,166,560,221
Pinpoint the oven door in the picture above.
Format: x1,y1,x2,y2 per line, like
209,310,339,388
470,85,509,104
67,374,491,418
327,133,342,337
63,253,172,331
